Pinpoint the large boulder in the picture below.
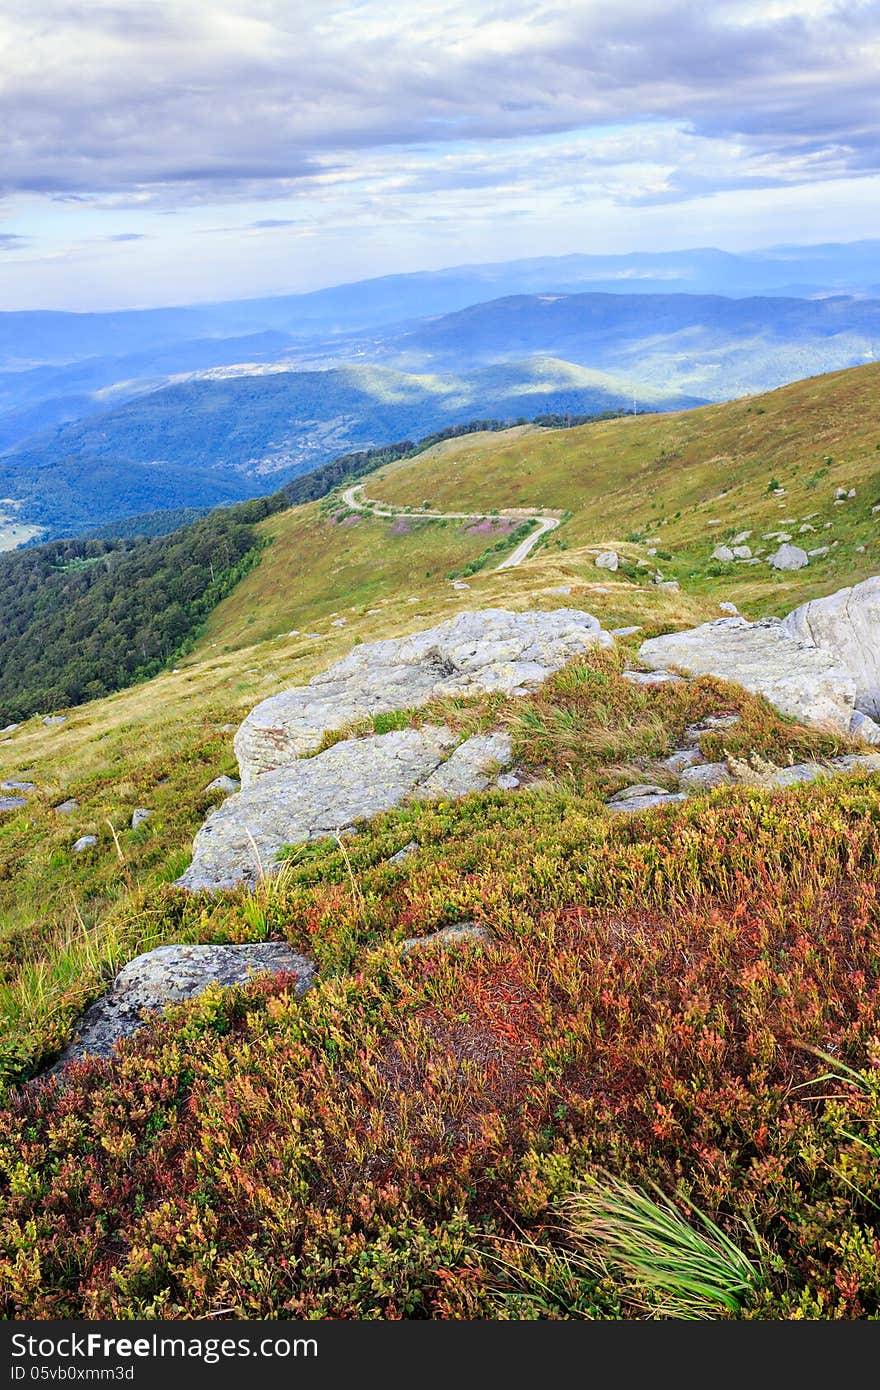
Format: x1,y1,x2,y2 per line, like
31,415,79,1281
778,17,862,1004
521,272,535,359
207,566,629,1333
178,726,513,892
781,576,880,720
51,944,314,1070
235,609,611,783
638,617,856,732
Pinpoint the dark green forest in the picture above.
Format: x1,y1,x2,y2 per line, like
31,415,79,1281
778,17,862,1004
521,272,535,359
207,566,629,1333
0,500,279,723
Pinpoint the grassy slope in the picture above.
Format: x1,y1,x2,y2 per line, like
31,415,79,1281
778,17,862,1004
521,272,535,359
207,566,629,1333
3,363,880,1317
366,361,880,615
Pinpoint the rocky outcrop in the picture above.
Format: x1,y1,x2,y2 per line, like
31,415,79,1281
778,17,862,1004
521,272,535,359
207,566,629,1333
177,726,514,892
638,617,856,732
769,543,809,571
235,609,611,784
400,922,492,956
51,944,314,1070
781,576,880,720
605,784,687,813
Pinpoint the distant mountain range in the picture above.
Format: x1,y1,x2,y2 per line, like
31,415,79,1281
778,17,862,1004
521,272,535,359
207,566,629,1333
0,239,878,540
0,357,700,535
363,291,880,398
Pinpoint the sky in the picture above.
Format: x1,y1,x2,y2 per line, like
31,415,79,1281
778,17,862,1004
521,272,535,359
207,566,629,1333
1,0,879,309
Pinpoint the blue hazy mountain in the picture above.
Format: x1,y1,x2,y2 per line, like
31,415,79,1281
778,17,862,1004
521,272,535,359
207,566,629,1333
0,357,701,536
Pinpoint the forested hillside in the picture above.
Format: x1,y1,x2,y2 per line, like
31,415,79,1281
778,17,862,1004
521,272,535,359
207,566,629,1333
0,500,277,722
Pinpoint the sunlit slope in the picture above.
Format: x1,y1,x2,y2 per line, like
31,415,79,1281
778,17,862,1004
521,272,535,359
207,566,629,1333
364,362,880,615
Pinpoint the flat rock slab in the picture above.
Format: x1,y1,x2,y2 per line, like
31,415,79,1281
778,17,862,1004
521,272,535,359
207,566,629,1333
51,943,314,1071
178,726,513,892
639,617,856,732
0,797,26,813
781,576,880,721
235,608,611,783
400,922,492,956
606,784,687,813
681,752,880,794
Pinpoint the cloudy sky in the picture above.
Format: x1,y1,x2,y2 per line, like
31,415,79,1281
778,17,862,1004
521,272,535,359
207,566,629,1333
1,0,879,308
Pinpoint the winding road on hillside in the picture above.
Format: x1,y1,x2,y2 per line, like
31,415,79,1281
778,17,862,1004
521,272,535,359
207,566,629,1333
341,484,561,571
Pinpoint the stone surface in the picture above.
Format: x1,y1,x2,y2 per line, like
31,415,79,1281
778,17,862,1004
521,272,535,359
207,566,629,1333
205,774,241,794
43,715,66,727
595,551,619,571
54,799,79,815
388,841,418,866
639,617,856,732
679,762,735,792
131,808,153,829
622,669,685,686
769,543,809,571
235,609,612,783
178,726,513,892
1,779,34,792
1,723,19,735
72,835,98,852
718,602,739,615
605,784,687,813
400,922,492,956
496,770,521,790
712,545,734,562
52,943,314,1070
0,796,26,813
781,575,880,720
851,710,880,745
611,625,642,638
662,749,703,773
417,733,513,799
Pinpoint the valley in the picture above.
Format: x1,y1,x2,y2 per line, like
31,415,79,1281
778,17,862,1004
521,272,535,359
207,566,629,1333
1,358,880,1319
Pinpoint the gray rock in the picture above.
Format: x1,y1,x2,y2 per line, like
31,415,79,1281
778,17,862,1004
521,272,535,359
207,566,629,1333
662,749,704,773
718,602,739,615
606,784,688,813
712,545,735,562
1,723,19,735
611,625,642,637
388,841,418,866
131,808,153,829
418,732,513,799
850,710,880,745
72,835,98,852
54,799,79,815
769,544,809,571
43,715,67,727
684,714,741,741
679,762,735,792
808,546,830,558
400,922,492,957
205,774,241,795
1,779,35,792
639,617,855,732
52,943,314,1069
178,726,513,892
0,796,26,813
496,770,521,790
235,609,612,783
655,580,681,593
748,752,880,790
595,551,619,571
781,576,880,720
732,546,752,560
622,669,685,686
